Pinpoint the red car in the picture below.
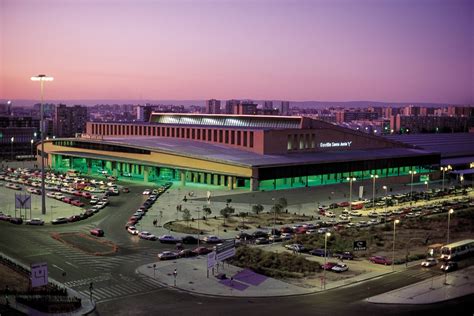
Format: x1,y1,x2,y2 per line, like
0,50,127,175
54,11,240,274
338,201,350,207
81,192,92,198
90,228,104,237
369,256,391,265
321,262,338,270
68,215,81,222
192,247,212,255
71,200,85,207
73,191,83,197
122,187,130,193
62,197,73,203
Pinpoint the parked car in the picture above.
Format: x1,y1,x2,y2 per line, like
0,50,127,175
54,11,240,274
203,235,223,244
52,217,68,225
178,249,197,258
158,251,178,260
252,231,269,238
331,263,349,272
71,200,85,207
127,226,139,235
333,251,354,260
192,247,212,255
68,215,81,222
369,256,391,265
90,228,104,237
122,187,130,193
309,249,329,257
421,258,438,267
9,217,23,225
139,231,157,240
321,262,338,270
255,237,269,244
285,244,306,252
440,261,458,272
159,235,181,244
25,218,44,225
142,189,151,195
181,235,199,244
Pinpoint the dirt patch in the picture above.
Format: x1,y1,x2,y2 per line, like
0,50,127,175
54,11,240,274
51,232,118,256
0,264,30,292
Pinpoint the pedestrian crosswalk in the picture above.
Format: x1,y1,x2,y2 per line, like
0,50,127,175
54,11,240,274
75,275,165,302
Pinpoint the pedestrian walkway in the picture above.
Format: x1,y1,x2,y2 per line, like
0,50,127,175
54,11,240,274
367,265,474,304
138,255,474,303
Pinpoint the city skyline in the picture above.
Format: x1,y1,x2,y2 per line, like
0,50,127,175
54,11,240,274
1,0,473,104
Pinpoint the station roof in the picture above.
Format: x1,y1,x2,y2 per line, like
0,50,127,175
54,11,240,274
94,136,438,168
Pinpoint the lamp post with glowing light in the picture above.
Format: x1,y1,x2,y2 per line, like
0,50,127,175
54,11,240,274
371,174,378,211
382,185,388,222
31,74,54,215
10,137,14,161
409,170,417,205
324,232,331,289
30,139,34,158
347,177,356,213
392,219,400,271
447,209,454,244
440,165,452,192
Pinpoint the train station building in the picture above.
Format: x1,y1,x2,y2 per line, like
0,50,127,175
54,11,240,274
39,113,440,191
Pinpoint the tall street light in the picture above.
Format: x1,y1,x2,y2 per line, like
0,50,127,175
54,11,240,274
440,165,452,192
371,174,379,211
31,74,54,215
30,139,34,158
347,177,356,213
10,137,14,161
409,170,417,205
447,209,454,244
324,232,331,289
424,181,429,192
382,185,388,222
392,219,400,271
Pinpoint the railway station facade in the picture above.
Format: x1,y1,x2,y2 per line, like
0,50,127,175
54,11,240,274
39,114,440,191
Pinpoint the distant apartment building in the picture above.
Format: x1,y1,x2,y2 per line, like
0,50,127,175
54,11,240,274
392,115,469,133
335,110,379,123
33,103,56,118
136,105,144,121
0,116,40,159
225,99,239,114
54,104,88,137
263,101,273,110
206,99,221,114
0,101,12,116
233,100,258,115
280,101,290,116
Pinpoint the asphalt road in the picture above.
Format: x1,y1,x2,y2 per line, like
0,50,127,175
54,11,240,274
0,183,473,316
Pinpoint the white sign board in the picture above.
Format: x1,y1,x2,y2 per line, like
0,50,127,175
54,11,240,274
30,262,48,288
319,141,352,148
207,252,216,269
359,186,364,199
216,247,236,262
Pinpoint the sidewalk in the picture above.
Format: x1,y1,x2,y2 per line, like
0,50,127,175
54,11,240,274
367,265,474,305
136,256,395,297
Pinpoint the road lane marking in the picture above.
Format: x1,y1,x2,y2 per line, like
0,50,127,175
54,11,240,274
65,261,79,268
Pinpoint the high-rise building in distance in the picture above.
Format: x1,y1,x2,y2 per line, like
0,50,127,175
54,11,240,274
206,99,221,114
54,104,88,137
280,101,290,115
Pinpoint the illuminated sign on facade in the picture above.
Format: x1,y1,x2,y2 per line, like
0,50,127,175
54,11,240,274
319,141,353,148
470,162,474,168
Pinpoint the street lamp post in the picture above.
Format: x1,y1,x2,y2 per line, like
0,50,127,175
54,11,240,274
324,232,331,289
30,139,34,158
409,170,417,205
382,185,388,222
10,137,14,161
31,74,54,215
440,165,452,192
392,219,400,271
347,177,356,213
447,209,454,244
424,181,429,192
371,174,379,211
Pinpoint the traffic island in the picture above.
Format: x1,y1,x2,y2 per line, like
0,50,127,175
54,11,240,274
51,232,118,256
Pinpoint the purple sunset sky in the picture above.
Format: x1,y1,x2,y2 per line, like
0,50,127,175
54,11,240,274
0,0,473,104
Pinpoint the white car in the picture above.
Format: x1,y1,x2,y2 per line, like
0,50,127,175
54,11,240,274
284,244,305,252
90,197,99,205
127,226,139,235
26,218,44,225
54,193,65,200
142,189,151,195
332,263,348,272
46,192,56,198
421,258,438,267
138,231,156,240
325,211,336,218
281,233,292,240
349,211,362,217
367,211,379,218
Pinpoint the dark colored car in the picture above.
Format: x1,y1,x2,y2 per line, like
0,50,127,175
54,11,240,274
333,251,354,260
255,237,269,244
252,231,268,238
9,217,23,225
235,232,254,240
68,215,81,222
178,249,197,258
181,235,199,244
369,256,391,265
90,228,104,237
279,226,294,234
122,187,130,193
440,261,458,272
309,249,330,257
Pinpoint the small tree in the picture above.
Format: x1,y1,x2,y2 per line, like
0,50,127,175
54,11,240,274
220,206,235,226
277,197,288,209
182,209,191,226
252,204,264,215
239,212,247,228
202,206,212,219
